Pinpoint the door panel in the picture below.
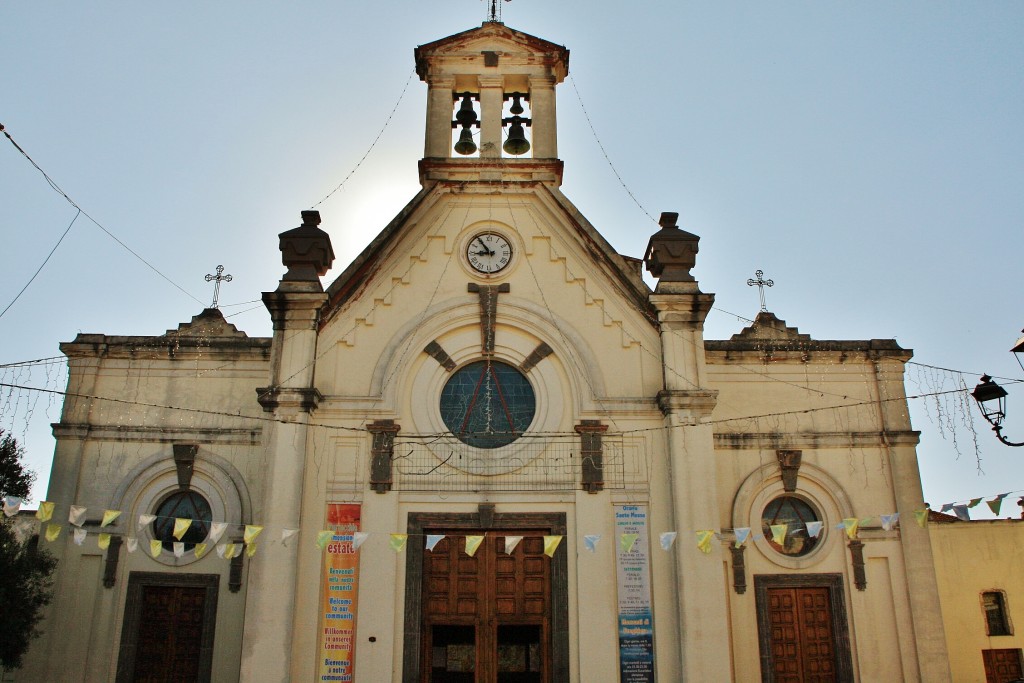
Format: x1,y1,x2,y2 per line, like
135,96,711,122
765,587,837,683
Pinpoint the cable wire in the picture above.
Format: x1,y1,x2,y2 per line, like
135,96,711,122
0,209,80,320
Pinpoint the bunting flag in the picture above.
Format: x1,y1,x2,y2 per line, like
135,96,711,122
352,532,370,550
244,525,264,545
504,536,523,554
988,495,1007,516
194,543,208,559
101,510,121,527
36,501,54,523
659,531,677,551
805,521,824,538
98,533,111,550
4,496,22,517
45,523,61,542
149,539,163,558
619,533,639,554
914,509,929,528
880,514,899,531
733,527,751,547
246,542,258,557
842,518,859,539
425,534,445,552
952,505,971,521
389,534,408,553
73,528,87,546
859,518,873,528
216,543,229,559
69,505,88,526
173,518,192,541
464,535,484,557
138,514,156,527
696,530,715,554
968,498,982,509
173,542,185,558
543,536,562,558
939,503,953,513
209,521,228,544
282,528,299,545
583,535,601,553
770,524,788,546
316,530,333,551
127,537,138,553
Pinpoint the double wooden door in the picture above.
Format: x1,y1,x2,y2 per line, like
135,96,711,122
421,531,550,683
765,586,838,682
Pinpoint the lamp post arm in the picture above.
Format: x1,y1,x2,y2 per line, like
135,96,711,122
992,425,1024,448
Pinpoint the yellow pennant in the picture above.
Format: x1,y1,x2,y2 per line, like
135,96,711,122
36,501,55,523
194,543,208,559
246,542,258,557
150,539,163,558
464,535,484,557
316,530,333,550
244,525,264,545
619,533,639,554
842,518,859,539
543,535,563,558
101,510,121,527
173,518,192,540
97,533,111,550
389,534,408,553
44,523,61,542
223,542,237,559
914,509,929,528
770,524,788,546
696,530,715,554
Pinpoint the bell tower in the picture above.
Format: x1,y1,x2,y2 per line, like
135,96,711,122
414,21,569,183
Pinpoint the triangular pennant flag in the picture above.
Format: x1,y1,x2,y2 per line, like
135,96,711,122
880,514,899,531
246,542,258,557
805,521,824,538
45,523,61,542
209,521,228,544
952,504,971,521
73,528,87,546
101,510,121,527
464,535,484,557
389,534,408,553
733,527,751,547
543,535,563,558
281,528,299,545
939,503,953,513
216,543,228,559
4,496,22,517
316,531,333,550
619,533,639,554
770,524,788,546
968,498,982,509
194,542,208,559
914,509,929,528
243,525,263,545
222,543,237,559
173,542,185,558
138,513,156,527
659,531,677,551
127,537,138,553
987,497,1004,516
583,535,601,553
173,518,192,541
69,505,88,527
842,518,859,539
696,530,715,554
859,518,873,528
352,532,370,550
36,501,54,523
425,534,445,552
504,536,523,554
150,539,163,558
97,533,111,550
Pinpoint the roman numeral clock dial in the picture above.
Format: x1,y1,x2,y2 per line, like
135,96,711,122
466,232,512,274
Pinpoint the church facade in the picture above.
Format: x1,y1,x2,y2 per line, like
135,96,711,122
20,21,951,683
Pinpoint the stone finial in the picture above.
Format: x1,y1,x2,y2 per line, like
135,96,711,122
278,210,335,283
644,212,700,283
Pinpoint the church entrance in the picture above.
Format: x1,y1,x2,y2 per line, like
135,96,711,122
754,574,853,683
403,512,569,683
116,572,219,683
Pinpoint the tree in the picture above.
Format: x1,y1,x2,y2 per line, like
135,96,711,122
0,431,56,673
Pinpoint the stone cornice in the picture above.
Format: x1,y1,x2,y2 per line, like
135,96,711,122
649,292,716,326
418,157,564,184
256,386,323,413
60,335,271,361
51,423,262,444
262,290,328,331
657,389,718,419
713,430,921,449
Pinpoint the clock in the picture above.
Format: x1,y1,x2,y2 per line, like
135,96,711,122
466,232,513,274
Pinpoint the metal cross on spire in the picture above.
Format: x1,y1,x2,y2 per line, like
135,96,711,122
747,269,774,312
204,265,232,309
485,0,511,22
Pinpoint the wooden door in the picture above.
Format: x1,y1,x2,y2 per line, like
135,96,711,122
983,648,1024,683
421,532,549,683
766,587,837,683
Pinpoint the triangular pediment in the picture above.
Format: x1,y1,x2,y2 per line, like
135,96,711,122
415,22,569,82
165,308,249,339
730,311,810,342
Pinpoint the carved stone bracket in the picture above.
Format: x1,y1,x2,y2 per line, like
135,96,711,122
172,444,198,490
776,449,802,492
575,420,607,493
519,342,553,374
102,535,123,589
848,539,867,591
467,282,509,354
369,420,401,493
730,544,747,594
424,340,457,371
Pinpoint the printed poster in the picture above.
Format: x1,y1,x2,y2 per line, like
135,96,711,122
615,504,654,683
316,504,361,682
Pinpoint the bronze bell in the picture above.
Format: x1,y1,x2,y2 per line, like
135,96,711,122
454,128,477,155
455,93,478,127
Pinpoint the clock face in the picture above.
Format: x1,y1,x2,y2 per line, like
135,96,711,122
466,232,512,274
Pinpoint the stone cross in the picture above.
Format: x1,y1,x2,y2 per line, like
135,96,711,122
205,265,232,309
747,269,774,312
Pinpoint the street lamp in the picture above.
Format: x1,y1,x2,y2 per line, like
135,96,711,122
972,330,1024,447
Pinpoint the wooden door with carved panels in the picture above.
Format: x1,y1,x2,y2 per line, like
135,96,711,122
421,531,550,683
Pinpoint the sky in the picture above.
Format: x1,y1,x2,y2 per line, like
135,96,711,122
2,2,1022,517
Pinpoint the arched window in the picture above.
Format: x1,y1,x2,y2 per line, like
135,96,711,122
762,496,821,557
440,360,536,448
152,490,213,551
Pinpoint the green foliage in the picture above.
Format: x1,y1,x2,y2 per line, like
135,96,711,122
0,430,35,500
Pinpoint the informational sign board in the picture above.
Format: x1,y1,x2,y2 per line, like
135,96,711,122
615,504,655,683
316,504,361,682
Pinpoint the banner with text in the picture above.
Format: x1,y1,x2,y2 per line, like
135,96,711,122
615,504,654,683
317,504,361,682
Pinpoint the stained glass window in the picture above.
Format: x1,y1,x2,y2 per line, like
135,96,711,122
440,360,536,449
152,490,213,551
762,496,821,557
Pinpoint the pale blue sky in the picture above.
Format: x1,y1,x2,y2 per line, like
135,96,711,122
2,2,1022,516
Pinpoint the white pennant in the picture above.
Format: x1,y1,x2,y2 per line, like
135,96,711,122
806,521,824,538
73,528,88,546
733,527,751,547
138,514,156,527
659,531,677,551
126,537,139,553
3,496,22,517
173,542,185,558
208,521,228,544
69,505,88,527
281,528,300,545
504,536,523,554
352,532,370,550
425,534,445,551
880,513,899,531
216,543,228,559
583,535,601,552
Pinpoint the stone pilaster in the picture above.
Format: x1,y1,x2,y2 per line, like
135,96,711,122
529,76,557,158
